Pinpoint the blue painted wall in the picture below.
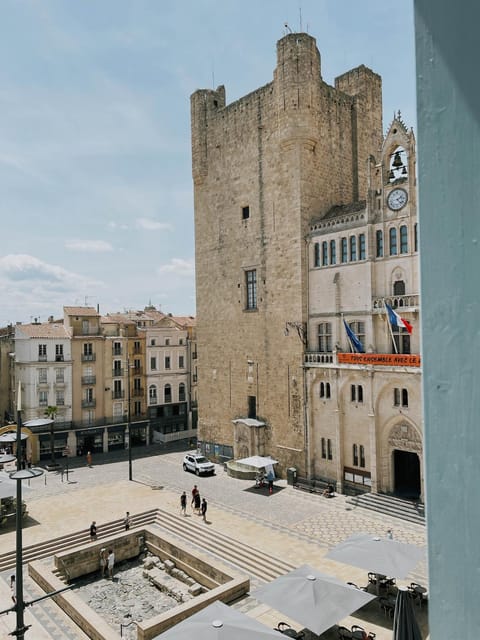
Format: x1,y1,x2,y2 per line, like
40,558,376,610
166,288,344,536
415,1,480,634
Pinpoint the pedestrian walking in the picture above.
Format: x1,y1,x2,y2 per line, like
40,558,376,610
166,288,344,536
194,491,201,515
90,521,97,541
387,528,393,540
180,491,187,516
99,548,107,577
191,484,199,509
10,575,16,604
107,549,115,579
124,511,131,531
201,497,208,522
86,451,92,467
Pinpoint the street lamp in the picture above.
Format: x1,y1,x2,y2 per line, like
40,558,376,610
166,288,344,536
126,357,133,481
5,383,44,639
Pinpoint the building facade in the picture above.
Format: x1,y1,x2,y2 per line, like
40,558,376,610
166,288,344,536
192,32,422,494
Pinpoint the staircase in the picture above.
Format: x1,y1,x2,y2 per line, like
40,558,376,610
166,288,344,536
346,493,425,525
0,507,294,583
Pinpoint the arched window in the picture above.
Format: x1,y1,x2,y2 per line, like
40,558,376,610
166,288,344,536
402,388,409,407
353,444,359,466
358,385,363,403
322,241,328,266
148,384,157,405
359,233,366,260
179,383,186,402
394,280,405,295
164,384,172,403
389,228,398,255
376,230,383,257
320,382,325,398
400,225,408,253
330,240,336,265
350,236,357,261
326,382,331,399
314,243,320,267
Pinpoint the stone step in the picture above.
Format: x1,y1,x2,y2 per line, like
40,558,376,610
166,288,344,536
346,493,425,525
151,508,295,582
0,509,158,572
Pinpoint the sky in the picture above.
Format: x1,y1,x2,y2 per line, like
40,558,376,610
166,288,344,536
0,1,416,327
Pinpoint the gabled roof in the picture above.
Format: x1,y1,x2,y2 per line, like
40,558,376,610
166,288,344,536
16,323,70,339
64,306,99,317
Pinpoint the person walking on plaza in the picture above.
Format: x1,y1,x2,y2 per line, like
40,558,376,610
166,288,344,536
201,497,208,522
107,549,115,579
10,575,16,604
387,528,393,539
180,491,187,516
86,451,92,467
194,491,201,515
191,484,199,509
124,511,131,531
90,521,97,541
99,548,107,577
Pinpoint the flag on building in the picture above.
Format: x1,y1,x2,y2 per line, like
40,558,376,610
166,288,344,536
384,302,413,334
343,319,364,353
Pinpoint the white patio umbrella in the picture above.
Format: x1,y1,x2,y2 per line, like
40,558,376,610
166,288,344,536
0,431,28,442
154,600,282,640
326,533,425,579
252,564,376,636
236,456,278,468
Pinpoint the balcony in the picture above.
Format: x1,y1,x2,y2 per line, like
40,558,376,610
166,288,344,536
81,399,96,408
81,353,96,362
372,294,419,312
112,390,125,399
38,354,47,362
37,380,49,388
82,375,96,385
133,346,142,354
55,355,65,362
132,388,144,397
112,368,124,377
112,347,123,356
304,351,421,368
132,366,142,375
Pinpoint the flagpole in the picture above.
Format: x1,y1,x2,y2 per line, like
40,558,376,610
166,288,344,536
383,299,398,354
341,314,354,353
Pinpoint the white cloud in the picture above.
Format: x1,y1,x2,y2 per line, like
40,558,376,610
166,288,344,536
108,221,128,230
136,217,173,232
157,258,195,277
0,254,103,324
65,239,113,252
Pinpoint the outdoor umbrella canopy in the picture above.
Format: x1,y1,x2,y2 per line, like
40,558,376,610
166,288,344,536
252,564,375,636
235,456,278,468
326,533,425,580
393,587,422,640
0,431,28,442
153,600,282,640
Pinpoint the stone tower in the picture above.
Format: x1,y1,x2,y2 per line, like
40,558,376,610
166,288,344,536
191,33,383,475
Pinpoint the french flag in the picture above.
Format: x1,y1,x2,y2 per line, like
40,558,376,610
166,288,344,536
384,302,413,334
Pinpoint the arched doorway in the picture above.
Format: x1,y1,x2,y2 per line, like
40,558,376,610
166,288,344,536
393,449,421,499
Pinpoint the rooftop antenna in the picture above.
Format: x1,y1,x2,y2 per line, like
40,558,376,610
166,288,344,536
299,1,302,31
284,22,293,34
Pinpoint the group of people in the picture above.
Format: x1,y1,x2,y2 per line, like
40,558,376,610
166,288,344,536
99,548,115,579
181,485,208,521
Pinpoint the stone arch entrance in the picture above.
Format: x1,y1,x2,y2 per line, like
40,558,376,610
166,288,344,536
386,421,423,500
393,449,421,499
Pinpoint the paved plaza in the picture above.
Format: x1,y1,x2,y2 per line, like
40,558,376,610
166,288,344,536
0,447,428,639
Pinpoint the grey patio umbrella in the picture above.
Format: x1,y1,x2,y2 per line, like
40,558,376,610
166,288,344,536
154,600,282,640
326,533,425,579
252,564,375,636
393,587,422,640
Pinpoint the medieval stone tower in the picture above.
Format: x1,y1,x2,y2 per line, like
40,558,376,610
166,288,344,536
191,33,383,475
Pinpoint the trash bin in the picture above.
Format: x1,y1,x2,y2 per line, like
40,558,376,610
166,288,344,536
287,467,297,485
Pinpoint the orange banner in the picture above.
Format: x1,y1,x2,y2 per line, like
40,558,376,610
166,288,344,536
337,352,421,367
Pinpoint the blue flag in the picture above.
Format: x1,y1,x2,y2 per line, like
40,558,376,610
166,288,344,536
343,320,364,353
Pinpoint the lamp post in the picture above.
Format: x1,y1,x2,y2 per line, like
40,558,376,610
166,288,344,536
7,382,43,639
126,356,132,481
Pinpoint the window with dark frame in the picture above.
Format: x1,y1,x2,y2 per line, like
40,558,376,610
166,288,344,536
390,227,398,255
376,229,384,257
326,382,331,398
350,235,357,261
322,241,328,266
327,438,333,460
321,437,327,459
402,388,409,407
314,242,320,267
391,327,411,354
353,444,359,466
242,205,250,220
358,385,363,403
400,225,408,253
394,387,401,406
248,395,256,419
351,384,356,402
341,237,348,263
330,239,336,264
393,280,406,295
164,384,172,403
414,223,418,252
165,356,171,370
359,233,366,260
359,445,365,467
245,269,257,310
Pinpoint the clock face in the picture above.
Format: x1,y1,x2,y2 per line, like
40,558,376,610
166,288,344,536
387,188,408,211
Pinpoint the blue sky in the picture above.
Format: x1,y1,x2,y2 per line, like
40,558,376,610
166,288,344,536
0,1,415,326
